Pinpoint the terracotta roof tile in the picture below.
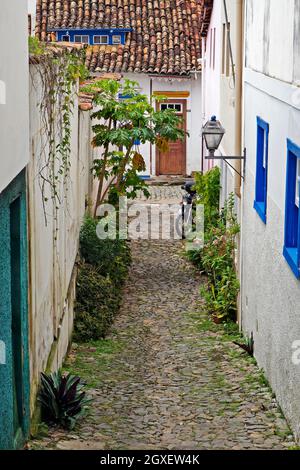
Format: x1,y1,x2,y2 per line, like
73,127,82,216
29,41,86,65
78,73,122,110
36,0,213,76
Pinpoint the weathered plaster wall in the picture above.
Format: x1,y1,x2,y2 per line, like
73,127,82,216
28,66,93,412
219,0,243,211
201,0,222,173
242,72,300,439
0,0,29,193
294,0,300,83
201,0,242,223
220,1,242,156
122,73,202,176
28,0,37,35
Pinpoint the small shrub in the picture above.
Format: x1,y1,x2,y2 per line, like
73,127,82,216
74,216,131,342
200,194,240,320
193,166,221,230
185,245,204,271
39,371,90,430
74,264,121,341
201,267,240,320
187,177,240,321
79,216,131,287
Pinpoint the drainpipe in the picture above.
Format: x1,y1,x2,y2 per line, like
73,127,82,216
150,77,153,175
235,0,245,329
201,39,206,173
234,0,244,198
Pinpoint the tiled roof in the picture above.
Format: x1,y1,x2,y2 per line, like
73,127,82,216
35,0,213,77
29,41,86,65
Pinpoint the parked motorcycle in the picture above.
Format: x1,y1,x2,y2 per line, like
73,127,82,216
181,180,196,239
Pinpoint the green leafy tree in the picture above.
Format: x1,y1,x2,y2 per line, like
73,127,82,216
82,79,186,212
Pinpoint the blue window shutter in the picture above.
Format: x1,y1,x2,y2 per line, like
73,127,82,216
283,139,300,278
254,117,269,223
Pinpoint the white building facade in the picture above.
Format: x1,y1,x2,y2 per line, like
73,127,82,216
0,0,31,449
0,1,30,193
122,73,202,177
201,0,243,204
241,0,300,439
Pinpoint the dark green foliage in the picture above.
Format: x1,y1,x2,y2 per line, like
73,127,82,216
79,216,131,288
74,264,121,341
186,169,240,321
74,216,131,342
233,332,254,356
39,371,90,429
199,194,240,320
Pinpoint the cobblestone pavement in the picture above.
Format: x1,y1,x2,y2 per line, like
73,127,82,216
32,186,294,450
135,184,184,203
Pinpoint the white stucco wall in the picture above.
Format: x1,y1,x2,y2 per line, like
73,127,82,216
28,0,37,35
0,0,29,193
201,0,222,173
241,0,300,439
201,0,243,209
28,0,36,13
28,65,93,411
122,73,202,176
245,0,297,84
241,69,300,439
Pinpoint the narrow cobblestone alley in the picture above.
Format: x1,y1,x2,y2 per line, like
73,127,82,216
33,187,294,450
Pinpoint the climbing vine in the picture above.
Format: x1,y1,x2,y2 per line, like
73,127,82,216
29,38,88,228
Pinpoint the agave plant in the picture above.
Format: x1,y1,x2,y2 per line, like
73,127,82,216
39,371,91,429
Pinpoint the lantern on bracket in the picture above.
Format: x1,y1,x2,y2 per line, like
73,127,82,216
201,116,246,179
202,116,226,157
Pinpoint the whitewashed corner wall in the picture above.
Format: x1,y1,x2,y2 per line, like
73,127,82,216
202,0,244,203
241,77,300,440
28,65,93,412
0,0,29,193
122,73,202,176
241,0,300,440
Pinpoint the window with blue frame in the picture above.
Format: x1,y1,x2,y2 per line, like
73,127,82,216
254,117,269,223
112,35,122,45
53,28,130,46
94,35,109,45
74,34,89,44
283,139,300,278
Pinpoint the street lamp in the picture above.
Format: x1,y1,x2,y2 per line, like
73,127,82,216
201,116,246,179
202,116,225,157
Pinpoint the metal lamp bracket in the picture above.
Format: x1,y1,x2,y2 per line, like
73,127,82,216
205,148,247,180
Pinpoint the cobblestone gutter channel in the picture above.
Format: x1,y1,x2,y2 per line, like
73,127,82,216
31,187,295,450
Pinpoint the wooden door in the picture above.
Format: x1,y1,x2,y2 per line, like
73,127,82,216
156,99,186,175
